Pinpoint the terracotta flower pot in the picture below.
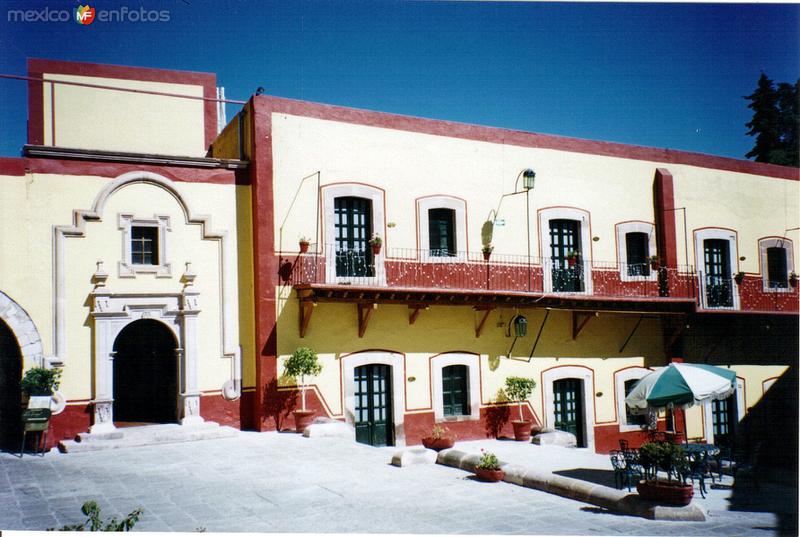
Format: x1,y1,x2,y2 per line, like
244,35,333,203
421,436,454,451
474,467,504,482
299,242,309,254
371,244,382,255
790,277,798,288
483,251,491,261
292,410,315,433
511,420,532,442
567,257,577,267
636,480,693,506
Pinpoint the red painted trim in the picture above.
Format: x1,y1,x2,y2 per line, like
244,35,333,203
259,95,799,181
27,58,217,150
23,157,245,185
249,97,279,431
654,169,678,269
0,157,26,176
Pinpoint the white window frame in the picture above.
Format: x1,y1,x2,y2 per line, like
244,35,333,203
342,351,406,446
542,365,595,450
759,238,794,293
322,184,385,285
118,213,171,278
538,207,593,294
702,377,745,444
614,366,651,432
616,222,657,282
430,353,480,421
417,196,468,263
694,228,740,310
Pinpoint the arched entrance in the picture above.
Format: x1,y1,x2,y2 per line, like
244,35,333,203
0,320,22,450
112,319,178,425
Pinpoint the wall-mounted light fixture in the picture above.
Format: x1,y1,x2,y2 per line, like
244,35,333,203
510,314,528,337
521,168,536,190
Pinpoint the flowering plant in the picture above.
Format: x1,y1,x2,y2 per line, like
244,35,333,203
430,424,451,440
476,449,500,471
369,233,382,246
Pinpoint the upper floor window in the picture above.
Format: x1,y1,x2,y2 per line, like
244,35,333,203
416,196,467,262
759,238,794,292
118,214,171,277
131,226,158,265
334,196,374,278
428,208,456,257
625,232,650,277
539,207,593,294
615,222,657,282
694,229,739,309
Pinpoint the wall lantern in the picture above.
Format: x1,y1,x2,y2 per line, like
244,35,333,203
509,314,528,337
522,168,536,190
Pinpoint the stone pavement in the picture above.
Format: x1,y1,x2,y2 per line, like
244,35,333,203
0,432,790,535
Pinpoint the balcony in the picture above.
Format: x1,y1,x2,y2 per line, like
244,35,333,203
286,245,798,315
287,245,702,313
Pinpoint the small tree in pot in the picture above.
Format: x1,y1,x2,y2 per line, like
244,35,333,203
505,376,537,441
20,366,61,408
284,347,323,433
636,440,693,506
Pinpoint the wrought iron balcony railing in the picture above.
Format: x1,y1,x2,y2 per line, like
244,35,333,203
288,244,698,301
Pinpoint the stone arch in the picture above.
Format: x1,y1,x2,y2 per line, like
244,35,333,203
0,290,44,369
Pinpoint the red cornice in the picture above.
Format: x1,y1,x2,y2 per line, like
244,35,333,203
0,156,246,185
257,95,799,181
27,58,218,149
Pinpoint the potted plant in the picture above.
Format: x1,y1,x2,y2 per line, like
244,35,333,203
20,366,60,408
473,449,504,482
733,271,745,285
298,237,311,254
421,423,455,451
482,244,493,261
649,255,661,270
369,233,383,255
283,347,323,433
789,272,798,288
505,376,537,441
636,441,693,506
566,250,579,267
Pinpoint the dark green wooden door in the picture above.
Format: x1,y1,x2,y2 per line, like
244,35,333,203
335,197,373,277
553,378,584,447
712,394,737,448
550,219,584,292
704,239,732,307
354,364,393,446
0,320,22,450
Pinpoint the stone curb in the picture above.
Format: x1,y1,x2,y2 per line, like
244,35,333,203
436,449,706,522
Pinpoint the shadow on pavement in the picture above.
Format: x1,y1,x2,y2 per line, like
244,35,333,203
554,468,617,488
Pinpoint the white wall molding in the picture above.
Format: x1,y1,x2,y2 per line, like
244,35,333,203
52,171,241,399
613,366,651,432
416,195,468,262
538,207,593,294
542,365,596,450
0,291,45,370
758,237,794,292
693,228,740,310
615,222,657,282
341,351,406,446
321,183,385,284
430,353,480,421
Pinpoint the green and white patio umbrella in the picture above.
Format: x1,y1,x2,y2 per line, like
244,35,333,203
625,363,737,413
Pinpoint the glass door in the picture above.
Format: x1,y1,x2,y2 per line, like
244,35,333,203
553,378,584,447
335,197,373,277
704,239,733,307
354,364,393,446
550,219,584,292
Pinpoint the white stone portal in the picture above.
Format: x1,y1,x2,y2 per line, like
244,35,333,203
90,290,202,433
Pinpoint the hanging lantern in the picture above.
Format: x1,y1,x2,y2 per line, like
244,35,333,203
522,168,536,190
510,314,528,337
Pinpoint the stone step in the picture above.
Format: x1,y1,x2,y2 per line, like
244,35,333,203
58,422,238,453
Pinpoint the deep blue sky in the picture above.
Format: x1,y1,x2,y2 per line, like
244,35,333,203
1,1,798,159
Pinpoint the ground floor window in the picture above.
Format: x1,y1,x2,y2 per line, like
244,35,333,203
442,364,469,417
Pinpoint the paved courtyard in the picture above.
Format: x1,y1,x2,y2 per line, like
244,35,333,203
0,432,793,535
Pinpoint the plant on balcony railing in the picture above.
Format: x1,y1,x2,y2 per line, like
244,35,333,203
733,271,745,285
369,233,382,255
481,244,493,261
791,272,799,288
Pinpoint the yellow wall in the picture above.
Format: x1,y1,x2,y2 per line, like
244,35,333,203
42,74,207,156
0,171,254,402
269,112,796,440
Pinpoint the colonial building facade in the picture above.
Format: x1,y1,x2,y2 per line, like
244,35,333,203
0,59,797,459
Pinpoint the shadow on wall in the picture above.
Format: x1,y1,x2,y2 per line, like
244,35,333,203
728,365,798,535
262,377,297,431
484,404,510,438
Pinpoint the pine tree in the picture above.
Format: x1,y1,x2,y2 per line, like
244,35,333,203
744,73,799,167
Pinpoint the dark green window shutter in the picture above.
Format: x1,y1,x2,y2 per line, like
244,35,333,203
442,365,468,416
